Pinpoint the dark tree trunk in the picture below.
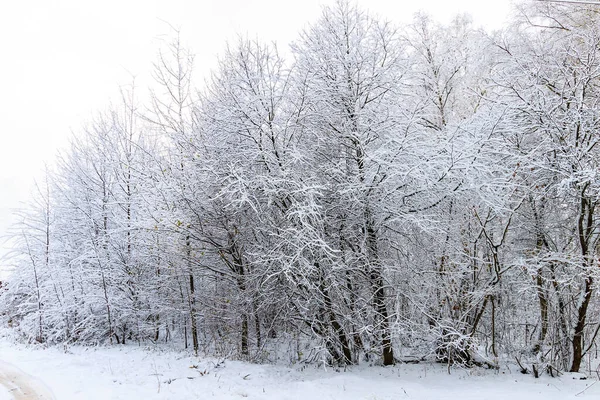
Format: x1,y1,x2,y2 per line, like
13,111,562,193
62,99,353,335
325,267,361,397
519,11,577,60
322,280,353,365
253,299,262,350
570,276,593,372
570,193,595,372
241,314,249,357
366,221,394,366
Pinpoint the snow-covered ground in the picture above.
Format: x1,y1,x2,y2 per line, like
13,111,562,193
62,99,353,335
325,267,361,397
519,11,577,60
0,337,598,400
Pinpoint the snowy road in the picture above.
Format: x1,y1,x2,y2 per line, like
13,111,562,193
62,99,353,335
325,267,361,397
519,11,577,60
0,361,54,400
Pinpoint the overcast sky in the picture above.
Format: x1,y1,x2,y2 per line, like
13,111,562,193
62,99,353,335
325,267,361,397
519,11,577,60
0,0,514,263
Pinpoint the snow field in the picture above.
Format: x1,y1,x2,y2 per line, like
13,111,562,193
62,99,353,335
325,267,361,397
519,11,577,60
0,339,599,400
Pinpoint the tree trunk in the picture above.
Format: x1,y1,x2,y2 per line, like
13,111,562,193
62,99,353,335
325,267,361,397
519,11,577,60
570,276,593,372
321,277,352,365
186,234,199,354
366,219,394,366
241,314,249,357
253,299,262,351
571,194,595,372
534,269,548,354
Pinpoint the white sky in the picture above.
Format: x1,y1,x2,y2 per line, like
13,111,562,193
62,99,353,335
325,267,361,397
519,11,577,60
0,0,514,263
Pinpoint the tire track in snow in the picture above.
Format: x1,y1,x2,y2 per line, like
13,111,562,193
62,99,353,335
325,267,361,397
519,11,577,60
0,361,54,400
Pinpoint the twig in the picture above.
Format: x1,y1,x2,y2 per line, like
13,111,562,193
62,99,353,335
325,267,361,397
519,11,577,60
575,380,597,397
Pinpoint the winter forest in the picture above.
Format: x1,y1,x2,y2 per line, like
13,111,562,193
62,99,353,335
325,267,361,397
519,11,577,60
4,0,600,377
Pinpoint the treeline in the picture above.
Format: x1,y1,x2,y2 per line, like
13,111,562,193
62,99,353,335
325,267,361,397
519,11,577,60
3,1,600,374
